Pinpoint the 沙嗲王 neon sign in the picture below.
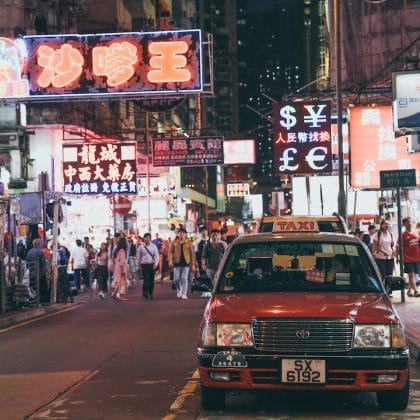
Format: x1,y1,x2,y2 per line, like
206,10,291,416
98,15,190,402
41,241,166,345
0,29,202,100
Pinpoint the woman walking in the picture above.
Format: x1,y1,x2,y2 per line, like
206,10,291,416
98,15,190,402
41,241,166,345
372,219,395,286
111,237,129,301
96,242,109,299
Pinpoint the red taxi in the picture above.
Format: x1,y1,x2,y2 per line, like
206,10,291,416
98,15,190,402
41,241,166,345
192,222,409,411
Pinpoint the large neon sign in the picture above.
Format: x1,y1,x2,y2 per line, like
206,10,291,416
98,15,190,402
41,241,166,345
0,29,202,100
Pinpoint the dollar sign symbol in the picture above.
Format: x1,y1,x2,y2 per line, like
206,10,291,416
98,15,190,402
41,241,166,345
280,105,297,130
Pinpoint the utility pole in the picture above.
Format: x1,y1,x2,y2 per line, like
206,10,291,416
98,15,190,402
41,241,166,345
334,0,347,222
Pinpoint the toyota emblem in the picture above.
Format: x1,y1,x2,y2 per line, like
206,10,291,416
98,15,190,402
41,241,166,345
296,330,310,339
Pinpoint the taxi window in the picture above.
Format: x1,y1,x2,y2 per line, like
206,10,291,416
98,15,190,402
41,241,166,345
218,241,382,294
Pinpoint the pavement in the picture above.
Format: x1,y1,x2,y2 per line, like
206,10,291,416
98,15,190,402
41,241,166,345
1,284,419,363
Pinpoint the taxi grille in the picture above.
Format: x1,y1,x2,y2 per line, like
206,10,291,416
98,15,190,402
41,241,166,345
251,319,354,353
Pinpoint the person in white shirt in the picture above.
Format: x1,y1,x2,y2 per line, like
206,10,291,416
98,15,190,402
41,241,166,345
137,233,159,300
70,239,89,291
372,219,395,282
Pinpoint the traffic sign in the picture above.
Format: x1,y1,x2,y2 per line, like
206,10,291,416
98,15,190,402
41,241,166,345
114,196,131,216
379,169,416,189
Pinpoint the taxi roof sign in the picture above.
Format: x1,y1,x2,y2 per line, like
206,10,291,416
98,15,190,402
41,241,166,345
272,219,319,233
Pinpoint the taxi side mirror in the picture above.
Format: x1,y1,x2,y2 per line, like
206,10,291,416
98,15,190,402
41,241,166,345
384,276,405,293
191,276,212,293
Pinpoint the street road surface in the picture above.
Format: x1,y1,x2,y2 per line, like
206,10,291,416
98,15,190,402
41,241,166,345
0,283,419,419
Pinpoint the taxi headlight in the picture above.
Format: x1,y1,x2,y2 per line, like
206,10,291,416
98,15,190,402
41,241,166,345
391,323,406,348
201,322,217,347
216,323,253,347
354,324,390,348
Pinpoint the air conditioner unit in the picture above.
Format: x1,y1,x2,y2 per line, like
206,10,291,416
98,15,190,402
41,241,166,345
0,133,19,149
407,134,420,153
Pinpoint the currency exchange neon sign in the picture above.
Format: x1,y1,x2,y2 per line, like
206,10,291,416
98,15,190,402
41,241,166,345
0,29,202,100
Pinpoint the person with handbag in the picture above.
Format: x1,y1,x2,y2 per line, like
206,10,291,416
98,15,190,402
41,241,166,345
137,233,160,300
111,237,129,301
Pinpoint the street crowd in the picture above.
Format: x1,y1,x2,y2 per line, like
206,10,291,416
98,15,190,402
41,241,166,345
7,217,420,305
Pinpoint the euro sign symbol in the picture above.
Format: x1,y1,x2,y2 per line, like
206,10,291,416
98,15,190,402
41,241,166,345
279,105,297,130
279,147,299,171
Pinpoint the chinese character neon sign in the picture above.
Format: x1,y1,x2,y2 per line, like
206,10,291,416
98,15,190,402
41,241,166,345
62,143,137,195
0,29,202,100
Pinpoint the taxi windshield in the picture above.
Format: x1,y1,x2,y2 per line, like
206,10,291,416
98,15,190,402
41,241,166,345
217,241,382,294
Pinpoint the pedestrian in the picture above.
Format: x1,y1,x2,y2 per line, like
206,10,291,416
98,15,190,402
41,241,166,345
201,230,227,298
168,227,196,299
57,243,73,303
137,233,160,300
372,219,395,284
160,237,171,281
194,226,209,277
70,239,89,291
368,224,377,251
111,237,129,301
16,239,27,260
26,238,49,305
95,242,109,299
397,217,420,297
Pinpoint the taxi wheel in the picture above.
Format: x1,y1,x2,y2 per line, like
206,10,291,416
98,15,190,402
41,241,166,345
377,374,410,411
200,385,225,410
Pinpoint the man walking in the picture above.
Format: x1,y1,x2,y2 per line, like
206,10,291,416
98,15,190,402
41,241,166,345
26,238,49,305
194,226,209,277
70,239,89,291
201,230,227,297
137,233,159,299
168,228,196,299
397,217,420,297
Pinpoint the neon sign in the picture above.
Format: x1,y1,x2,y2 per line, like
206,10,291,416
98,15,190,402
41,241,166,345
0,29,202,100
62,143,137,195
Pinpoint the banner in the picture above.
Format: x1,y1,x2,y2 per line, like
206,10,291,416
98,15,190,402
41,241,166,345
349,105,420,188
272,101,332,175
62,143,137,194
152,136,223,167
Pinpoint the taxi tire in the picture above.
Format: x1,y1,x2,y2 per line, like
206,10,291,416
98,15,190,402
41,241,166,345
376,373,410,411
200,385,225,410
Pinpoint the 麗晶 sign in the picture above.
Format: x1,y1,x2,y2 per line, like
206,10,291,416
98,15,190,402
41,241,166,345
380,169,416,189
0,29,202,100
63,143,137,194
392,71,420,133
152,136,223,167
272,101,332,175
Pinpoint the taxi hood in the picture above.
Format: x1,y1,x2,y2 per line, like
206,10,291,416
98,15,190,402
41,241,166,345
209,292,398,324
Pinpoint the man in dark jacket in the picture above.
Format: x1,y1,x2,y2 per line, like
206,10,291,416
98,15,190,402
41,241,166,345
26,238,49,305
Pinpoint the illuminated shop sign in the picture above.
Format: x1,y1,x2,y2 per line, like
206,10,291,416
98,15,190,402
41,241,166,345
227,183,250,197
152,136,224,167
62,143,137,194
272,101,332,175
138,175,176,197
0,29,202,100
392,71,420,134
223,139,256,164
349,105,420,188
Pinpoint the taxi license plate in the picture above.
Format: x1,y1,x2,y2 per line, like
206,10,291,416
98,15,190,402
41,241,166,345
281,359,325,384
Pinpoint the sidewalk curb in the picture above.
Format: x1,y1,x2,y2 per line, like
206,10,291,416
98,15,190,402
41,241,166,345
0,307,46,328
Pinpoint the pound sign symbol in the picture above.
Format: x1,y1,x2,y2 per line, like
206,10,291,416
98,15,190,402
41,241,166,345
279,147,299,172
279,105,297,130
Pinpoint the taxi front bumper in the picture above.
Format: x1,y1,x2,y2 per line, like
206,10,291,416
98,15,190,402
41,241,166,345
197,348,409,391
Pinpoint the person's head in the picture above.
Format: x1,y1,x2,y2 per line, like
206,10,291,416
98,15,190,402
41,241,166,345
199,226,208,238
155,233,159,239
84,236,89,243
100,242,107,251
113,237,127,257
330,254,350,272
177,227,187,239
379,219,390,232
114,232,121,243
368,224,376,234
32,238,42,248
143,233,152,244
210,229,220,242
76,239,82,247
402,217,412,232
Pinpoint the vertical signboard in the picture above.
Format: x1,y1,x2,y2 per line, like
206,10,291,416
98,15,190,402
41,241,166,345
272,101,332,175
349,105,420,188
62,142,137,194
